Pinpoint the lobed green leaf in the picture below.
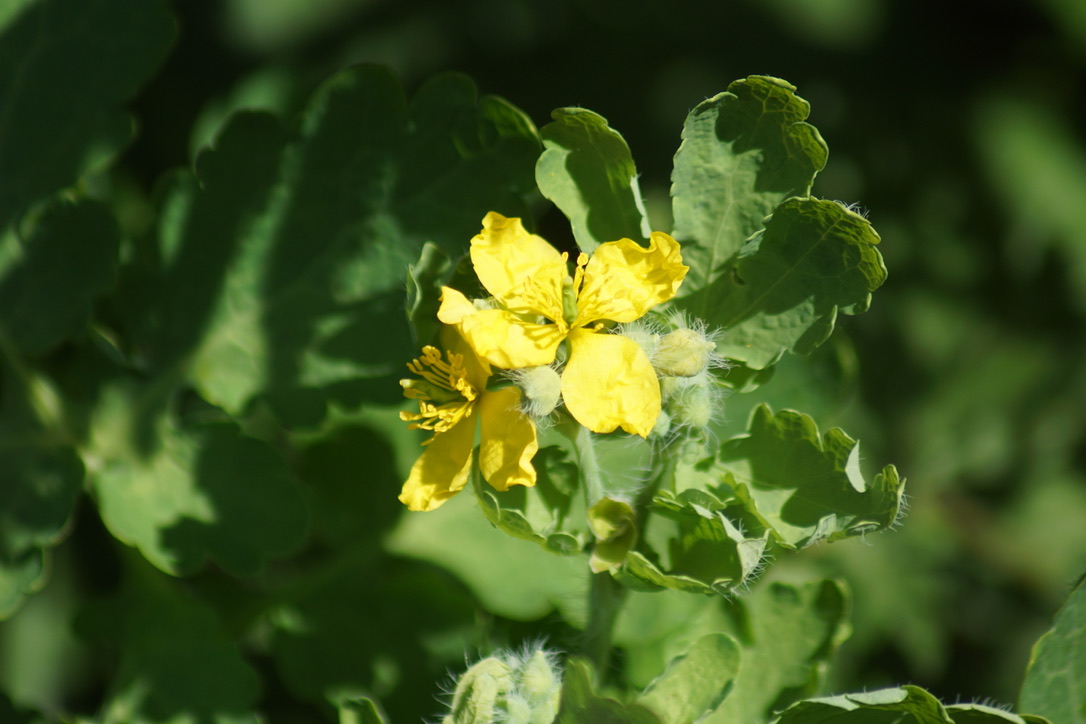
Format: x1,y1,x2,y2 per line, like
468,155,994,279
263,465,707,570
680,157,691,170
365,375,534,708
536,108,650,253
771,686,1050,723
670,75,827,302
680,197,886,369
717,403,904,549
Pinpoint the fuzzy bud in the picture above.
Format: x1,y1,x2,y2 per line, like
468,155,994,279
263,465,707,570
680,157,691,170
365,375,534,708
513,366,562,418
443,648,562,724
653,328,716,377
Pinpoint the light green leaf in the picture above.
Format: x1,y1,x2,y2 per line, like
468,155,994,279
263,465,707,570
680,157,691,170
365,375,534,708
536,107,650,252
616,495,768,596
949,703,1053,724
386,483,588,625
717,404,904,549
771,686,1046,723
704,580,851,723
680,197,886,369
671,75,827,302
557,659,661,724
472,445,589,557
637,633,740,724
0,0,175,229
1018,577,1086,723
87,382,307,577
0,199,120,355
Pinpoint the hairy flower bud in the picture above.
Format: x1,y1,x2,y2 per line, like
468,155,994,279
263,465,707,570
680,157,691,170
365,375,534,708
654,328,716,377
511,365,563,419
442,647,562,724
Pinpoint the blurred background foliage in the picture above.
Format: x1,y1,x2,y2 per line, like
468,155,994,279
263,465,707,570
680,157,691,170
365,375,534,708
2,0,1086,721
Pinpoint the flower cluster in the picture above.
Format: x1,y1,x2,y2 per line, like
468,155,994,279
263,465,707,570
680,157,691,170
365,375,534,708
398,211,701,511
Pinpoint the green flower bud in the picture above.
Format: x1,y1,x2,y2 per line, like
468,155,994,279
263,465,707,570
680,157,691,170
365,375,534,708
443,648,563,724
666,374,717,429
512,365,562,418
446,657,514,724
653,328,716,377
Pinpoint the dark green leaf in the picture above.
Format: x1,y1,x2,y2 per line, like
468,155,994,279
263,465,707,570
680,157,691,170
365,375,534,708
0,199,120,355
0,358,81,618
81,561,260,723
537,107,650,252
126,66,540,420
0,0,175,228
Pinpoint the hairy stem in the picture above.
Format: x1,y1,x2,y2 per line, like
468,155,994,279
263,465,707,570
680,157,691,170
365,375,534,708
584,566,628,680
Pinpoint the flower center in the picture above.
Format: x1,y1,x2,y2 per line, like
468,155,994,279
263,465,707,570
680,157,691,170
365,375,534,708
400,346,478,442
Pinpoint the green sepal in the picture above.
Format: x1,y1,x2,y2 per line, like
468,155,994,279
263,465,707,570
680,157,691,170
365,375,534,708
771,686,1051,724
587,497,638,573
472,445,589,556
671,75,827,300
1018,576,1086,724
635,633,740,724
557,659,661,724
536,107,651,253
717,403,905,549
679,197,887,369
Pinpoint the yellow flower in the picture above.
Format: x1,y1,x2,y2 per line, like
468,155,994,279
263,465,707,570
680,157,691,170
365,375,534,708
438,212,688,437
399,334,538,512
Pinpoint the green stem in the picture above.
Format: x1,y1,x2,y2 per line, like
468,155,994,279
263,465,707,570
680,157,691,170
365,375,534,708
573,422,604,505
584,566,628,680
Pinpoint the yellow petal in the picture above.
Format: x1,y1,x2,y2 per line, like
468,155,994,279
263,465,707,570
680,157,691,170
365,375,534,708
398,407,478,511
575,231,688,325
445,305,565,370
561,328,661,437
478,387,538,490
470,212,567,321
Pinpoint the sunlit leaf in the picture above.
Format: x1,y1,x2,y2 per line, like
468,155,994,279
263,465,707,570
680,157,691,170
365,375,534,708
679,197,886,369
537,108,650,252
87,382,307,577
671,75,826,302
771,686,1049,723
718,403,904,549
